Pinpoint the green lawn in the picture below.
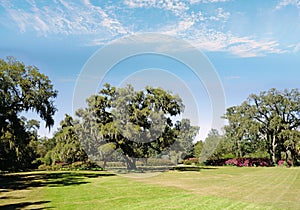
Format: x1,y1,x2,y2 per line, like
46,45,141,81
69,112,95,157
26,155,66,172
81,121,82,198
0,167,299,209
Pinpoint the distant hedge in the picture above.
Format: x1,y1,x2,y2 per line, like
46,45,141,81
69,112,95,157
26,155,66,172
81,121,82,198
204,158,272,167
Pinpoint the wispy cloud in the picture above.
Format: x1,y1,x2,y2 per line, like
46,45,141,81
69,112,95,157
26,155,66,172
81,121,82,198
0,0,293,57
227,37,285,57
225,76,240,80
291,42,300,52
161,18,284,57
123,0,189,16
0,0,129,37
189,0,232,4
275,0,300,10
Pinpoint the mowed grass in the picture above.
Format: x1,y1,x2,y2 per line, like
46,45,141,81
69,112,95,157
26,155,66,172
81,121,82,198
0,167,299,209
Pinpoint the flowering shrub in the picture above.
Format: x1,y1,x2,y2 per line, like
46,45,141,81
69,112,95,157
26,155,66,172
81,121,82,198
224,158,272,167
277,160,285,166
224,159,238,166
277,160,292,167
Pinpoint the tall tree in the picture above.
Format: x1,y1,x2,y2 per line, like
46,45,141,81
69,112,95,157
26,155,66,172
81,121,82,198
168,119,199,163
45,115,87,165
224,88,300,165
199,129,223,162
0,57,57,171
76,84,198,170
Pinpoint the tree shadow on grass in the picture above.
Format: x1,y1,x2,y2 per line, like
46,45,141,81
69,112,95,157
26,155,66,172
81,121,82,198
0,171,116,209
171,166,219,172
0,171,115,191
0,200,51,210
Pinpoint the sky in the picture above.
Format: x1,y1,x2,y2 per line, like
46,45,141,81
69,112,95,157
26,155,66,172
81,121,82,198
0,0,300,140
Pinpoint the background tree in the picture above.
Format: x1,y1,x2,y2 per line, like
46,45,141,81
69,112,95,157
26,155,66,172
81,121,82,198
44,115,87,165
76,84,198,170
0,57,57,171
193,140,204,159
199,129,223,162
168,119,199,163
224,88,300,165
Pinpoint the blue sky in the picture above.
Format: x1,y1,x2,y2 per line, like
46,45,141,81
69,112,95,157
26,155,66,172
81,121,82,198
1,0,300,140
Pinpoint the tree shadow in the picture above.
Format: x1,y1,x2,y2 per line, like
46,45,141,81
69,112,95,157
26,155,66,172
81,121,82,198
0,200,51,210
0,171,115,191
171,166,219,172
0,171,116,209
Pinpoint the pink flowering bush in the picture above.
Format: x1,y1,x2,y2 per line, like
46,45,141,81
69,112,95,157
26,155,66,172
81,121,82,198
223,158,271,167
277,160,292,167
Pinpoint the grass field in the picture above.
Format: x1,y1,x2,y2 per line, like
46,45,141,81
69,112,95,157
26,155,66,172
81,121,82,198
0,167,299,209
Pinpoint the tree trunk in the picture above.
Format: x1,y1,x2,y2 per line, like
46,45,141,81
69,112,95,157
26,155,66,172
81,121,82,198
271,135,277,165
103,159,107,169
124,156,137,170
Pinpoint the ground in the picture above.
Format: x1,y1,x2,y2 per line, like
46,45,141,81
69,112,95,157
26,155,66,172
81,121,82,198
0,167,299,209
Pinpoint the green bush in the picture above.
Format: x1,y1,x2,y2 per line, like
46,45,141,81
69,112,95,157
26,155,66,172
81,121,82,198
146,158,174,166
105,161,125,167
37,161,103,171
183,160,192,165
183,158,198,165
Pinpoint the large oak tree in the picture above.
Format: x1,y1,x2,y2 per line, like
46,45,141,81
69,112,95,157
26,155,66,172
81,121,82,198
76,84,198,170
224,88,300,165
0,57,57,171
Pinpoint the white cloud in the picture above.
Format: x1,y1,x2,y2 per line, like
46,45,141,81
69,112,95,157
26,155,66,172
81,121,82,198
210,8,230,21
160,15,284,58
275,0,300,10
226,36,285,57
0,0,129,37
189,0,232,4
292,42,300,52
0,0,292,57
123,0,189,16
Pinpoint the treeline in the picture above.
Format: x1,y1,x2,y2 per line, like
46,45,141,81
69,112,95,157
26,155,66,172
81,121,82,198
0,58,198,171
37,84,199,171
1,57,300,172
192,88,300,166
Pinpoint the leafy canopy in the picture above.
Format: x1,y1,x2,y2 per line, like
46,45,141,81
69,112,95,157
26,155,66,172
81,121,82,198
0,57,57,171
76,84,199,169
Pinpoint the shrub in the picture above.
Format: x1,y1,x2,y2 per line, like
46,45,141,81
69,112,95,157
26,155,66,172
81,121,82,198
224,159,238,166
205,158,272,167
183,158,199,165
37,161,103,171
105,161,125,168
277,160,292,167
226,158,271,167
146,158,174,166
184,160,192,165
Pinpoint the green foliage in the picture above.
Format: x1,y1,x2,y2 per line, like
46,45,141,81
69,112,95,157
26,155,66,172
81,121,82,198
76,84,198,170
43,115,88,166
199,129,223,162
38,161,102,171
144,157,174,166
0,57,57,171
193,140,204,158
224,88,300,165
